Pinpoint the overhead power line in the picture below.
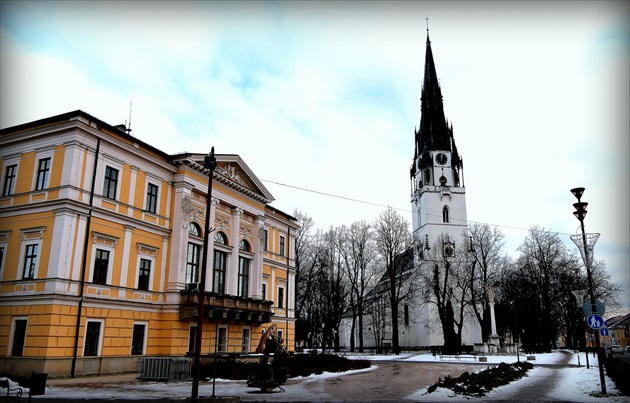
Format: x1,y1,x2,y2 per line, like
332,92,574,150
260,178,574,237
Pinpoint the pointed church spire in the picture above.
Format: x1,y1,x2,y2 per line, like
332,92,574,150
415,28,451,154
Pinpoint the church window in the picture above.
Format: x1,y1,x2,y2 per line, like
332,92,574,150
442,206,450,223
424,169,431,185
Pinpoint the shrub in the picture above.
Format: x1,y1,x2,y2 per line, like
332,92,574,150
201,353,371,380
426,361,533,398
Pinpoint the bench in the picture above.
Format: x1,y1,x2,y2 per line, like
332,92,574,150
439,354,478,361
0,378,23,402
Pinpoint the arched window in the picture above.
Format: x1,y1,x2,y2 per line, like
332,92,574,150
214,231,227,245
188,222,201,237
442,206,450,223
239,239,250,252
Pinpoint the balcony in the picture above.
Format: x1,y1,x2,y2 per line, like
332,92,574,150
179,290,274,324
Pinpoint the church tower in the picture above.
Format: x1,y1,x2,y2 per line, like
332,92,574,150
410,30,467,256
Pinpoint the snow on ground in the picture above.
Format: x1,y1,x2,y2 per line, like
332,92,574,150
3,351,627,401
403,350,626,402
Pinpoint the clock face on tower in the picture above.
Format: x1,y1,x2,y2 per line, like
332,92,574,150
435,153,447,165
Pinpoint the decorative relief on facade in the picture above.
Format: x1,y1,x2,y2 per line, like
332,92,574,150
92,232,119,247
181,194,204,228
216,164,251,190
137,243,159,257
215,213,231,232
240,223,253,240
0,230,11,243
20,227,45,241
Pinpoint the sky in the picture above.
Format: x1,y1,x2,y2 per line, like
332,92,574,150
1,1,628,311
2,351,625,401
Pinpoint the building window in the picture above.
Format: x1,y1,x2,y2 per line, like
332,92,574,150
103,166,119,200
84,321,101,356
22,244,38,279
11,319,27,356
424,169,431,185
263,229,268,251
0,245,5,274
213,232,227,294
278,329,283,343
214,231,227,245
188,325,197,353
186,223,202,288
242,328,250,353
279,235,285,257
262,283,267,300
238,257,250,297
93,249,109,285
186,243,200,286
442,206,450,223
278,286,284,309
146,183,159,214
404,304,410,326
217,326,227,352
131,323,146,355
2,164,17,196
189,222,201,237
138,258,151,291
213,250,227,294
35,157,51,191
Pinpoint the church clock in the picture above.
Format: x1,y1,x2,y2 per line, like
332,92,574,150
435,153,447,165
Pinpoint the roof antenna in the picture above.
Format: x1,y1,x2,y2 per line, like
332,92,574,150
126,101,132,134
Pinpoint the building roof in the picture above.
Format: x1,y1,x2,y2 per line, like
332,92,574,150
606,313,630,329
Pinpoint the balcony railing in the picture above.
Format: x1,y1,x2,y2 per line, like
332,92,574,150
179,289,274,324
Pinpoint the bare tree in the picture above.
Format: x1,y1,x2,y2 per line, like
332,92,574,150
512,226,580,352
338,221,379,352
319,226,349,352
293,211,325,348
366,294,390,353
373,208,413,355
466,223,506,342
418,234,460,354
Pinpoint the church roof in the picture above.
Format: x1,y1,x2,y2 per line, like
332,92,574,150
414,33,457,159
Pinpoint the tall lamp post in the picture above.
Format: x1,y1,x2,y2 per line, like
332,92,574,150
569,187,606,395
191,148,217,403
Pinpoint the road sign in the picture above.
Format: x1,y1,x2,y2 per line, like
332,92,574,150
600,327,609,336
587,314,605,329
583,299,605,316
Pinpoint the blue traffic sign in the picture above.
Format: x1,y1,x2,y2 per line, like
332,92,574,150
583,299,605,316
600,327,609,336
587,314,605,329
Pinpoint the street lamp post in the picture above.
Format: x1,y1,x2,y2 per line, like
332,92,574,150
569,187,606,395
191,148,217,403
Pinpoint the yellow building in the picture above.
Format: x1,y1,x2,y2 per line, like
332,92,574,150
0,110,298,377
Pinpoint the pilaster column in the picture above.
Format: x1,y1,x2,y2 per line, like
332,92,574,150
227,207,243,295
120,225,134,287
252,217,265,299
203,197,219,292
167,182,194,291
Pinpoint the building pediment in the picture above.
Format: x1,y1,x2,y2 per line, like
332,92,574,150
173,153,274,204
